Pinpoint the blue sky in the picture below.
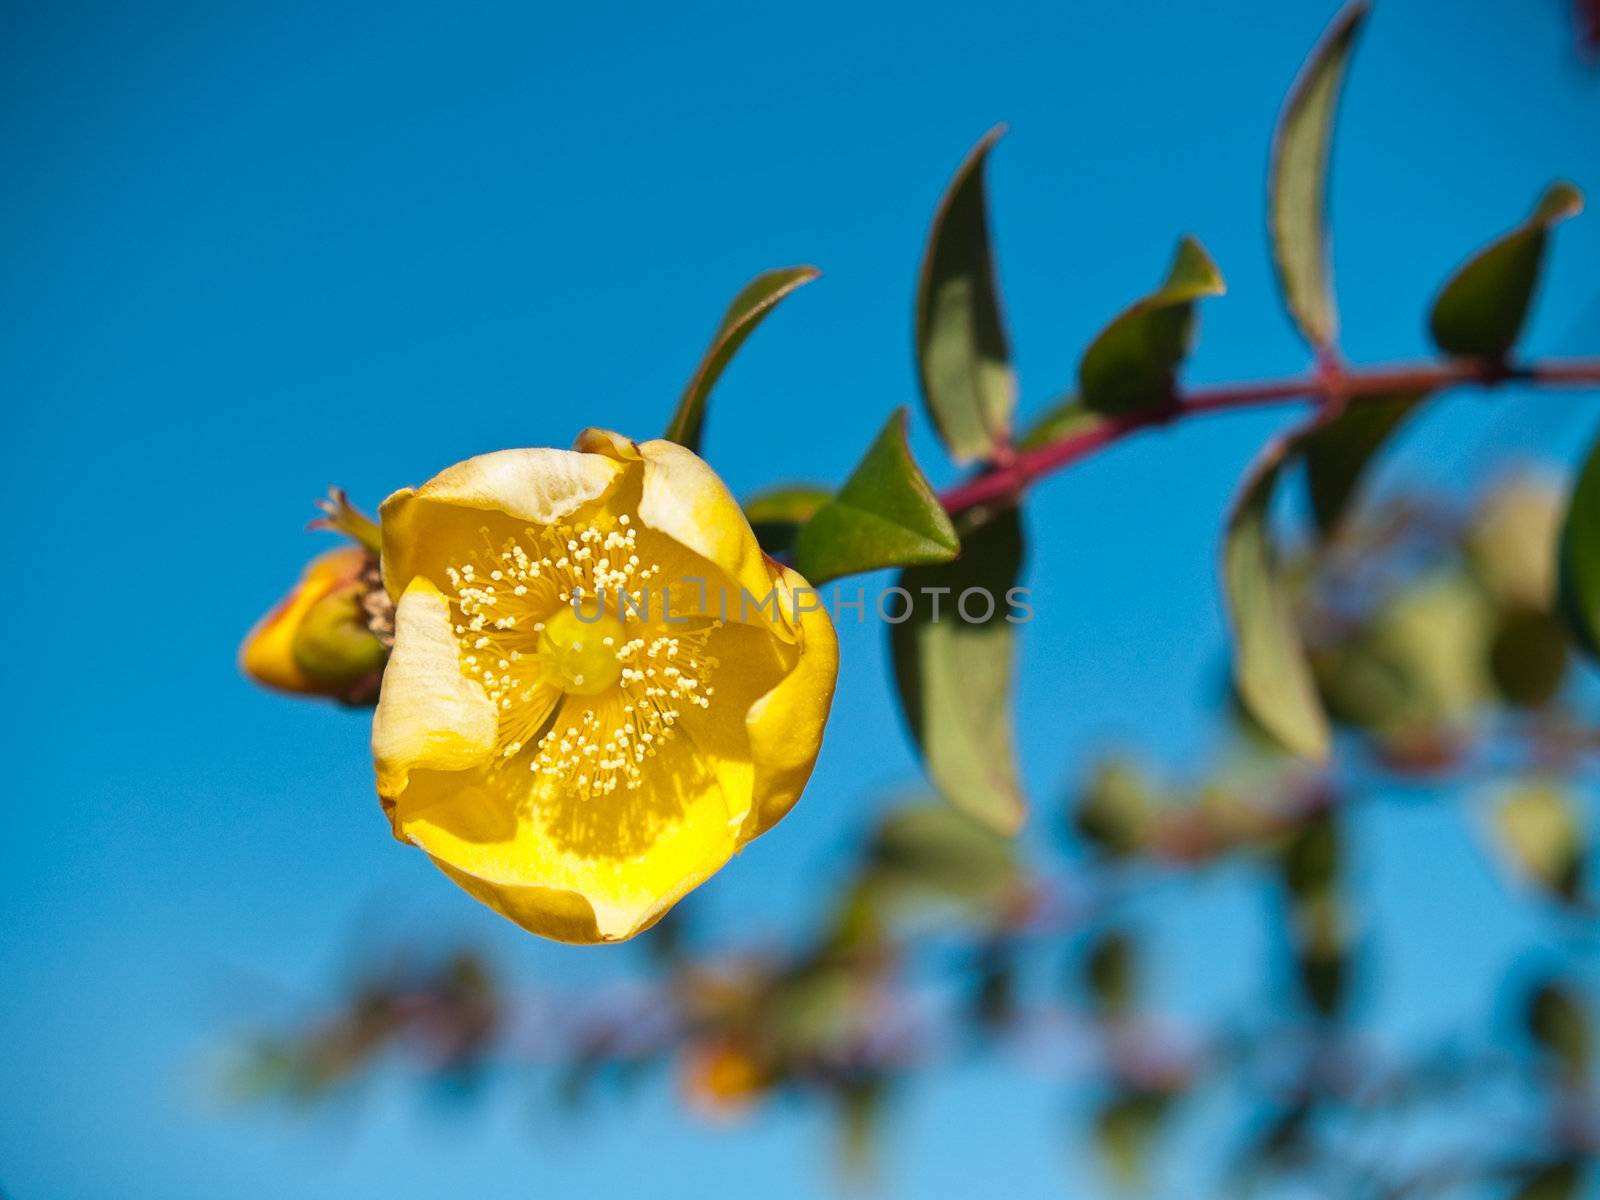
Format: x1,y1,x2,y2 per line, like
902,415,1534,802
3,0,1598,1196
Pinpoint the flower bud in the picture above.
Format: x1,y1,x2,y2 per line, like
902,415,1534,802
680,1038,772,1121
240,546,389,704
1467,475,1563,611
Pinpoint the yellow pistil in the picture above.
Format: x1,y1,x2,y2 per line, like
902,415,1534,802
540,606,626,695
442,515,718,798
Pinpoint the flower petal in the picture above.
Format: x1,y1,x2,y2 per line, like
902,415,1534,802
576,430,789,639
391,733,746,943
379,447,623,598
739,564,839,841
371,577,499,799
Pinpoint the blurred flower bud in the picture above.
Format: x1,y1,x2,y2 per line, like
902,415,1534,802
680,1037,773,1121
1075,758,1154,857
240,546,390,705
1467,475,1563,611
1316,570,1492,764
1492,782,1586,904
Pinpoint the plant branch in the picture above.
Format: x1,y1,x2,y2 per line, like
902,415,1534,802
939,356,1600,515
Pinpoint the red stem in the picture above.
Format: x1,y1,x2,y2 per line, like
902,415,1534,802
938,357,1600,515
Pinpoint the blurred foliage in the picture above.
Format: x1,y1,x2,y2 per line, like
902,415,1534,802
236,478,1600,1197
233,471,1600,1195
890,507,1026,834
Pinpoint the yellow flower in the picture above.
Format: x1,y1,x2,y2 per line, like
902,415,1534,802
240,546,388,704
372,430,838,943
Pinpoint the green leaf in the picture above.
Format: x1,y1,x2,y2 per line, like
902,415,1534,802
915,126,1016,465
1079,236,1225,416
890,508,1026,834
1559,426,1600,660
1281,808,1341,899
1489,609,1568,710
1511,1162,1584,1200
1526,980,1592,1080
1277,811,1350,1017
743,485,832,557
1085,930,1138,1018
1302,391,1426,535
1222,432,1331,761
1094,1090,1172,1191
1430,183,1583,360
1268,1,1369,351
664,265,820,453
866,801,1020,910
1018,395,1108,450
792,409,959,584
835,1077,885,1178
1294,926,1350,1019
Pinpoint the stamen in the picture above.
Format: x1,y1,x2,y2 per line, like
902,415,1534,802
441,517,720,800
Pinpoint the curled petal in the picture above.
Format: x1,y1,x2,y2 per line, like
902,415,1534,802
741,564,839,840
371,577,498,799
576,430,790,639
379,448,623,597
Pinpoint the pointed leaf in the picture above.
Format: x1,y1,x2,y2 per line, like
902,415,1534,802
792,409,959,584
1079,236,1226,416
890,508,1026,834
664,265,820,453
915,126,1016,464
743,485,832,557
1223,432,1330,760
1560,425,1600,660
1302,391,1426,535
1268,1,1369,351
1430,184,1582,360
